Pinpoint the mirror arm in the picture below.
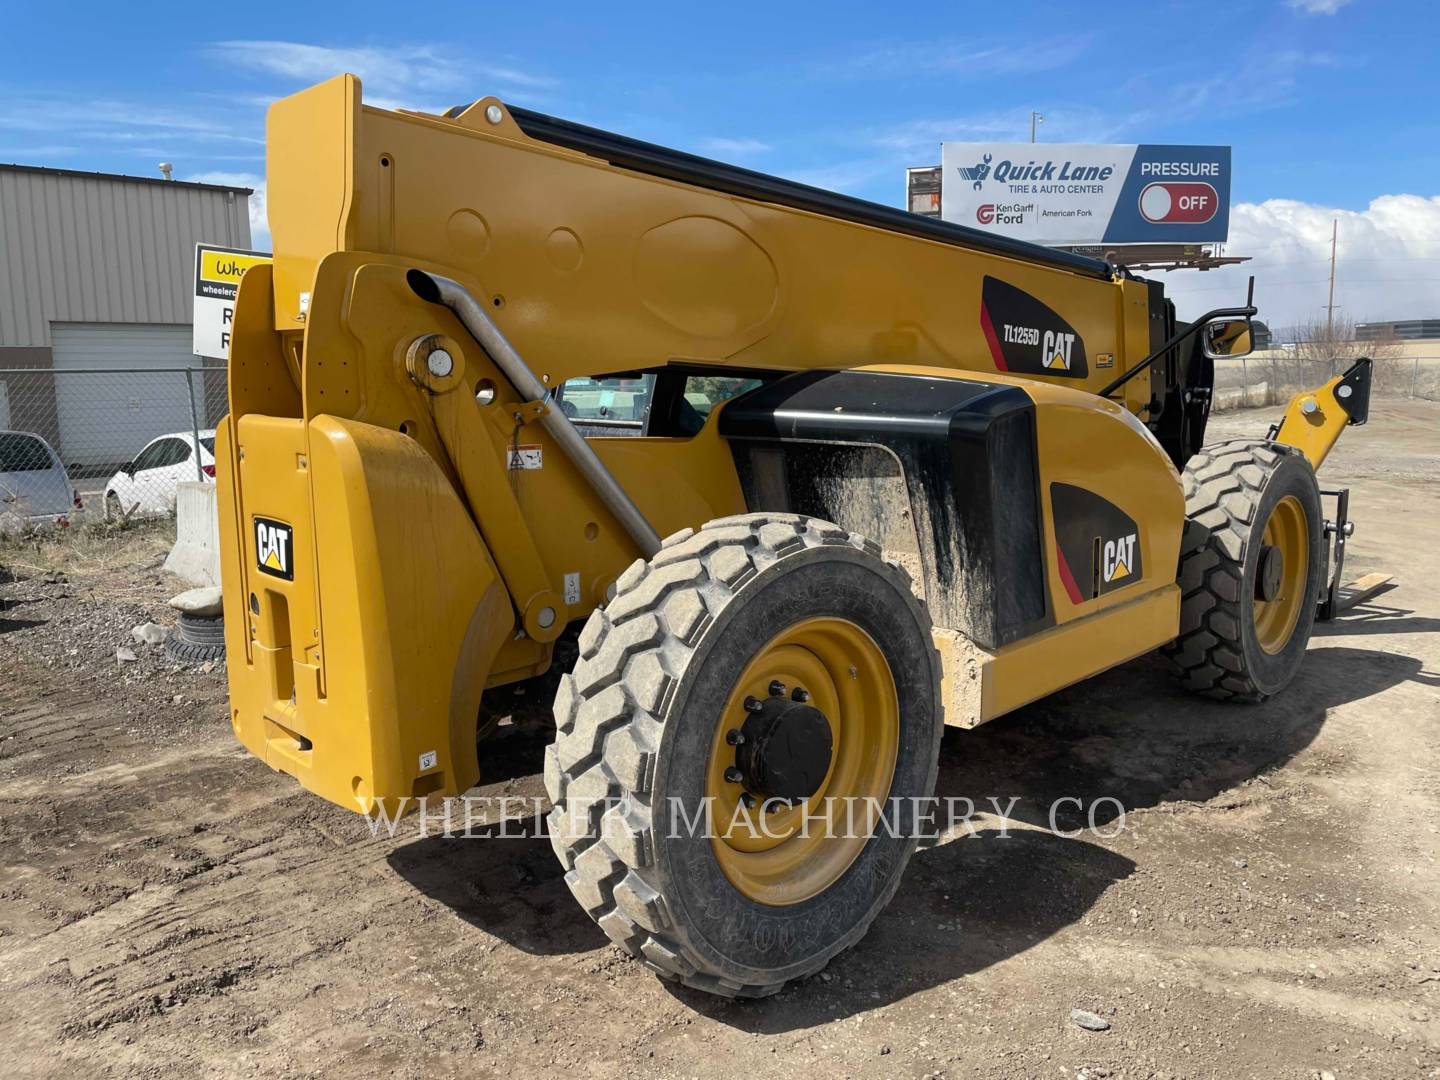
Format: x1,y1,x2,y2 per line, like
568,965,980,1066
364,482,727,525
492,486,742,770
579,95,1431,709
1099,277,1256,399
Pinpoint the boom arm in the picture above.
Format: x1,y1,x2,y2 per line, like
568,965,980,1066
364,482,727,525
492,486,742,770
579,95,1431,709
1269,357,1373,470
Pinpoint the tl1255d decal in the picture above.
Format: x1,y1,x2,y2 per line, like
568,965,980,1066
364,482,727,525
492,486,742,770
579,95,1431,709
1050,483,1141,603
979,276,1089,378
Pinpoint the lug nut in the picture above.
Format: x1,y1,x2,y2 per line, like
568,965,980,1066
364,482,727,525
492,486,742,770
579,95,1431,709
724,766,744,784
725,728,745,746
769,680,787,697
743,696,763,713
791,687,809,703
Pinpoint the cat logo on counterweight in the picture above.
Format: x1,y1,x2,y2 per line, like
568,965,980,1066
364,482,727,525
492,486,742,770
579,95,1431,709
254,517,294,581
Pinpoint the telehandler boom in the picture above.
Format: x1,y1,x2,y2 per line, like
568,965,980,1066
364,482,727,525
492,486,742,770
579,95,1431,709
218,75,1375,997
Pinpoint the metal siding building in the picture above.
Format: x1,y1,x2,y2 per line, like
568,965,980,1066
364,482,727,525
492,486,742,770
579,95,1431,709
0,164,251,465
0,165,251,352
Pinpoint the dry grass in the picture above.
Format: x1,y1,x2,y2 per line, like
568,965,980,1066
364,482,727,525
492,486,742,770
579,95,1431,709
0,515,173,579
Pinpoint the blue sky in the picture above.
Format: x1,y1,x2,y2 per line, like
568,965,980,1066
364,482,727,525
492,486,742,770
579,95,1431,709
3,0,1436,326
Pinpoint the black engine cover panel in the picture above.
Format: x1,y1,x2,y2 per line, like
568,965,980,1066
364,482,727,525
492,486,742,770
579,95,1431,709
719,369,1051,649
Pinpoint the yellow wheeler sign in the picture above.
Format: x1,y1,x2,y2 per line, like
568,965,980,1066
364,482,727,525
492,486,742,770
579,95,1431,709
193,243,270,359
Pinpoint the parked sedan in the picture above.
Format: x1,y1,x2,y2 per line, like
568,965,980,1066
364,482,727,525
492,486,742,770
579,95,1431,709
0,430,80,528
104,430,216,520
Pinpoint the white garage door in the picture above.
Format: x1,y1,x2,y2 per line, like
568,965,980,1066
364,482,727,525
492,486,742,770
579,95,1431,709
50,323,204,467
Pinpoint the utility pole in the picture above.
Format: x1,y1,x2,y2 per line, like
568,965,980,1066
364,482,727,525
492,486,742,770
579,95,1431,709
1323,218,1341,375
1030,111,1044,143
1325,218,1339,344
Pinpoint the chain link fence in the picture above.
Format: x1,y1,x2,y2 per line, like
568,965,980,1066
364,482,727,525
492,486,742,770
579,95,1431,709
0,366,226,532
1210,353,1440,411
2,348,1434,527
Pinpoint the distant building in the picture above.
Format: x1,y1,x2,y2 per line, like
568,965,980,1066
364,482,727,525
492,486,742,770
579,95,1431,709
1356,319,1440,341
0,164,251,466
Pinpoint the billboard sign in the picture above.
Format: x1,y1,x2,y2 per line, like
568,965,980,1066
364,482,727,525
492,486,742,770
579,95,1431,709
940,143,1230,245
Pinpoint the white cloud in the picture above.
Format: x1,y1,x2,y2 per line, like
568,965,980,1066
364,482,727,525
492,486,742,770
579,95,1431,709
1112,50,1339,138
1163,194,1440,330
0,97,263,145
697,137,771,157
186,171,269,251
211,41,556,105
870,113,1027,155
0,144,80,158
780,157,899,193
1287,0,1351,14
820,36,1093,81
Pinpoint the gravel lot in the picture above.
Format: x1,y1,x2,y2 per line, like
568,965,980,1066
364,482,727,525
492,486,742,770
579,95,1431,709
2,402,1437,1079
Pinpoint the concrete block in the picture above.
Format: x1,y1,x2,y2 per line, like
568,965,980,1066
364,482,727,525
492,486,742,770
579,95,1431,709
163,481,221,586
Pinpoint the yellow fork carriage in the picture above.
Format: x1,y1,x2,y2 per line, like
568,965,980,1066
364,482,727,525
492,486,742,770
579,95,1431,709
217,75,1383,997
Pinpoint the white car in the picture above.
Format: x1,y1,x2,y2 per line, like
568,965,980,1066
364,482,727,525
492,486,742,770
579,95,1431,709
0,430,79,528
104,430,216,520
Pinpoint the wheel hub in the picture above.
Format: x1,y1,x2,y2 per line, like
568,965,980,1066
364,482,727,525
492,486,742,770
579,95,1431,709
1253,495,1310,655
732,686,833,803
706,615,900,906
1257,543,1284,602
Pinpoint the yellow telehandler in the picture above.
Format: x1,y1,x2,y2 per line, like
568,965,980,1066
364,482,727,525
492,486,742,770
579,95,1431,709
217,75,1378,997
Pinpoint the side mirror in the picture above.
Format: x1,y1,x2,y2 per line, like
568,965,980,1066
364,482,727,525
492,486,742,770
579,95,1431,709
123,461,136,477
1202,318,1254,360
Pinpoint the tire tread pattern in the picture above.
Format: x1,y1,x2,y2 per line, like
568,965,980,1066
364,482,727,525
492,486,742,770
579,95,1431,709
544,512,936,998
1163,439,1304,702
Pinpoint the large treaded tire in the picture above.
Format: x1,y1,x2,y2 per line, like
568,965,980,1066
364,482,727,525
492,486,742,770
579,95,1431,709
1164,439,1323,701
544,513,942,998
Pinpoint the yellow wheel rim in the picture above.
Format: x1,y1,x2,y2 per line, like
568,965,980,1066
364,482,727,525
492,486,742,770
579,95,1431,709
1253,495,1310,654
705,617,899,907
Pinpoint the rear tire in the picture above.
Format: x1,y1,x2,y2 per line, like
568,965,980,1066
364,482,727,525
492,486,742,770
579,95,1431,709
544,513,942,997
1164,440,1323,701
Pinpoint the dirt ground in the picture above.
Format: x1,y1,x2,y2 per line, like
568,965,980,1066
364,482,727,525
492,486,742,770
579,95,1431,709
2,402,1437,1080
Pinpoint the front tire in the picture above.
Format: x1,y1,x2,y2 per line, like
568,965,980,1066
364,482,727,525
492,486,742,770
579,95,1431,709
544,514,942,997
1165,440,1323,701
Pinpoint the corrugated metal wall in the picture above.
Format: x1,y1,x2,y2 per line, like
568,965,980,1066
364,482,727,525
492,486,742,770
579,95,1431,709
0,167,251,347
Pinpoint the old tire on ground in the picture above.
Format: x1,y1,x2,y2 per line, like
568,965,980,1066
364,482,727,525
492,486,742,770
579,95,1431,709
1164,439,1323,701
544,513,942,997
164,612,226,664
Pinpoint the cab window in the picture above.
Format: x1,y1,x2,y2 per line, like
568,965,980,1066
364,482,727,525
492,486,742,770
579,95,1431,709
679,376,764,431
553,375,656,436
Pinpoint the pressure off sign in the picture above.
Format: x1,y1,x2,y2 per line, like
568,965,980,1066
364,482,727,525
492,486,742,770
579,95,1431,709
1138,182,1218,225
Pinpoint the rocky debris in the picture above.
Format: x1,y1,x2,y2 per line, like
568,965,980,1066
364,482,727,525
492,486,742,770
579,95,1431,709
169,586,223,618
131,621,167,646
115,646,138,664
1070,1009,1111,1032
